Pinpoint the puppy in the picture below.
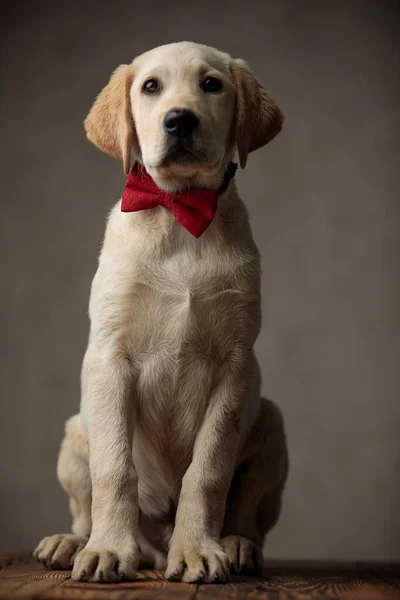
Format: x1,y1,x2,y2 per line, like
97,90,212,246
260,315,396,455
34,41,288,584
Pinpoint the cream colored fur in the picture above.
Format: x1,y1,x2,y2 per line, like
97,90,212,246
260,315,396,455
34,41,288,584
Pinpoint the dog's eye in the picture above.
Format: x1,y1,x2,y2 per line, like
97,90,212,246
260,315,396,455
201,77,223,93
142,79,160,94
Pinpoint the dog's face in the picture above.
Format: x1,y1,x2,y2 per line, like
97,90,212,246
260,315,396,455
85,42,283,191
130,43,236,189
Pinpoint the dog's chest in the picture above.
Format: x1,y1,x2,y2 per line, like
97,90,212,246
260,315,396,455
135,244,240,372
130,244,243,357
129,246,249,503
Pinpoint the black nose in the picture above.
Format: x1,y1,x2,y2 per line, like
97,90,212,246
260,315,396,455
163,109,199,137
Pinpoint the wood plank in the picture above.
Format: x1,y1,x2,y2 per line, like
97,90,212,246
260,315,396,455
55,569,198,600
369,567,400,592
0,559,70,600
0,553,399,599
261,561,400,599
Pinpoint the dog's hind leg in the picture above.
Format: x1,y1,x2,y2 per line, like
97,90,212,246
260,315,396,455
220,397,288,573
34,414,91,569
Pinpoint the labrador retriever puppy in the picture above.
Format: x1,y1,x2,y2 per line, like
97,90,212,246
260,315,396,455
34,41,288,584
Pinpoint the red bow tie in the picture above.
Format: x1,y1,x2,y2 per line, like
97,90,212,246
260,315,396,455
121,162,237,238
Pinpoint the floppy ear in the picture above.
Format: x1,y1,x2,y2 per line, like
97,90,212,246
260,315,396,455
84,64,137,175
230,59,284,169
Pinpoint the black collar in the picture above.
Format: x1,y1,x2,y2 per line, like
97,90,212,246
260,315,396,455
217,161,238,194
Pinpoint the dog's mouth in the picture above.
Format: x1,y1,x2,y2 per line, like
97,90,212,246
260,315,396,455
148,138,221,190
160,140,206,167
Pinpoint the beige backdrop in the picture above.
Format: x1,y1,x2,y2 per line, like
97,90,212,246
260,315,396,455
1,0,399,560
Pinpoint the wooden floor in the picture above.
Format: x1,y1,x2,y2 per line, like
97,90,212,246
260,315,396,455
0,552,399,599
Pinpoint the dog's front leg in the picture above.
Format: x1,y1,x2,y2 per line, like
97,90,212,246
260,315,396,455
166,355,249,583
72,348,139,583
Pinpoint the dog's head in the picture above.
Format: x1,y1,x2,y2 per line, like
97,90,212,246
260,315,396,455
84,42,283,191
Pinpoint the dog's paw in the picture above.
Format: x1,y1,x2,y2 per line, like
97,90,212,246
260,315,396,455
165,539,230,583
33,534,87,570
71,544,139,583
220,535,263,573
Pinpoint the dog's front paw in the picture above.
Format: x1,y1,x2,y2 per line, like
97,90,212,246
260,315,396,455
72,541,139,582
34,534,87,570
165,539,230,583
220,535,264,573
